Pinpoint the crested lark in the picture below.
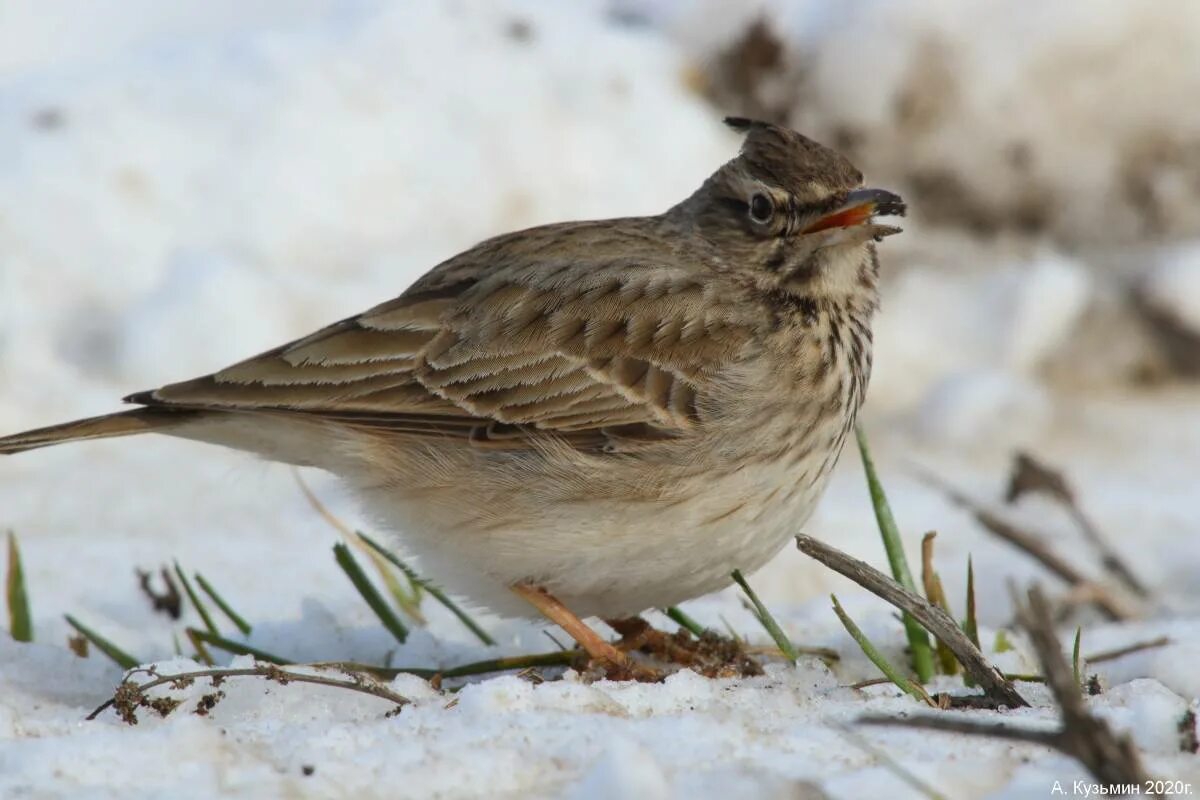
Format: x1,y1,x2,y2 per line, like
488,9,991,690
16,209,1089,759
0,118,904,668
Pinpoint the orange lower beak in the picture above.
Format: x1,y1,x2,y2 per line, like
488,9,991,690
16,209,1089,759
802,188,906,235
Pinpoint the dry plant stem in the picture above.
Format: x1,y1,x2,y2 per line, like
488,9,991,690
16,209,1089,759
1016,585,1157,790
294,471,426,624
795,534,1027,708
185,628,215,666
86,664,411,722
920,532,959,675
913,468,1135,621
860,587,1159,795
858,714,1062,746
1068,505,1149,598
1008,452,1148,598
1085,636,1171,664
512,583,626,666
1079,538,1147,602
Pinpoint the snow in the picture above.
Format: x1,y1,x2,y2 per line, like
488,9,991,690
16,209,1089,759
2,1,1200,797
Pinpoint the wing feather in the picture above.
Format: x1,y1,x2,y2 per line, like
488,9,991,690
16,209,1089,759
131,221,756,449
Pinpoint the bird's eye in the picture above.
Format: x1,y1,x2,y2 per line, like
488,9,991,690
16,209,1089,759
749,193,774,223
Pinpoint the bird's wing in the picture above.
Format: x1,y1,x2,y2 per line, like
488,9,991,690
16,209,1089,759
131,230,756,449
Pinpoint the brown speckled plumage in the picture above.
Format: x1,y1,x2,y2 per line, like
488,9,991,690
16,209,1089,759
0,118,904,633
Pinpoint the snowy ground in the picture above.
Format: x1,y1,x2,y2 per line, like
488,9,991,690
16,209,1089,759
2,2,1199,798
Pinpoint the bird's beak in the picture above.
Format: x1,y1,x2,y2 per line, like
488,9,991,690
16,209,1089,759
802,188,906,238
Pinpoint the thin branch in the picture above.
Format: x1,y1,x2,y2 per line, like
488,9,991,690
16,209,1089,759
87,664,410,723
860,587,1160,795
795,534,1027,707
912,467,1137,621
1007,452,1148,598
920,532,958,675
1014,586,1156,790
858,714,1062,747
1085,636,1171,664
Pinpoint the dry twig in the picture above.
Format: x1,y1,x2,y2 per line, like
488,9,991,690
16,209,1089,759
1007,452,1148,598
87,663,411,723
861,586,1158,795
912,467,1137,621
795,534,1027,708
1085,636,1171,665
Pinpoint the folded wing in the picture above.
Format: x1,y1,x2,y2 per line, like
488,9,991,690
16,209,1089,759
130,232,754,449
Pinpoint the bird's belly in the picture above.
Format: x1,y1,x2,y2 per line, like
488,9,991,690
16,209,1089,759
351,452,834,621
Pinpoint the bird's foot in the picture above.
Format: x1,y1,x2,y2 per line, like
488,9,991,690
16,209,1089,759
606,616,764,678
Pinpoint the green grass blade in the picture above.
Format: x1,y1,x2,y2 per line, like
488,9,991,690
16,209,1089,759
63,615,138,670
1080,623,1089,690
963,557,980,688
964,558,980,645
333,543,409,644
6,532,33,642
855,424,935,683
173,562,218,636
441,651,576,678
731,569,797,664
188,628,291,664
663,606,706,638
194,572,253,636
359,533,495,646
831,595,932,705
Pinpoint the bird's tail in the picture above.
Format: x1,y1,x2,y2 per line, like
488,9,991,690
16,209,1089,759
0,408,196,455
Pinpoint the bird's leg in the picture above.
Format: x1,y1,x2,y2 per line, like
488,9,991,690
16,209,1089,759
511,583,627,667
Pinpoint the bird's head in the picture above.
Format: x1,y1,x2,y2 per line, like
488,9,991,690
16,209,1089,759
680,117,905,299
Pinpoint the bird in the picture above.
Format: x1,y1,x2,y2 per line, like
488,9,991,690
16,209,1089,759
0,117,904,671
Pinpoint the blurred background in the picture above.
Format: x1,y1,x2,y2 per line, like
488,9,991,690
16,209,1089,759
1,1,1198,652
